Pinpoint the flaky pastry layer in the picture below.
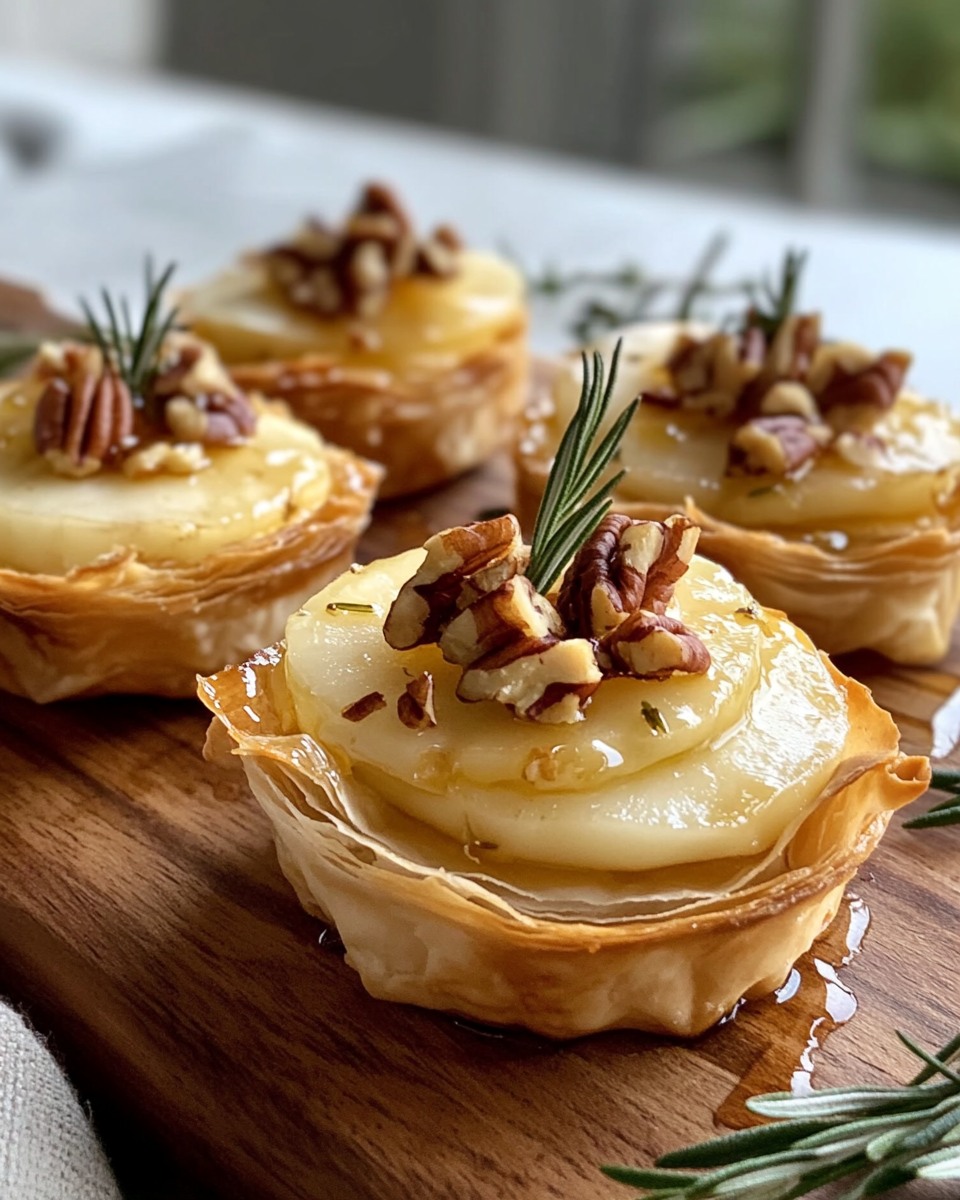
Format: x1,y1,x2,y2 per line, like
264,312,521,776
198,641,926,1038
229,323,527,498
0,448,381,701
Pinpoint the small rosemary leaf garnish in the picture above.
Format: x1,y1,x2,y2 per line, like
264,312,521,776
526,338,636,594
903,766,960,829
603,1026,960,1199
326,602,375,614
79,257,178,402
746,247,807,339
640,700,666,735
747,484,777,498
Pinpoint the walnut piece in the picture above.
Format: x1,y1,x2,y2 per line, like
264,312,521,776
264,181,464,320
383,515,525,650
387,512,713,723
557,513,700,637
728,415,832,478
602,611,711,679
457,636,601,723
397,672,437,731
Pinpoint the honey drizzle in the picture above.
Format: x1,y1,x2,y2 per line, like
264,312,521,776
714,894,870,1129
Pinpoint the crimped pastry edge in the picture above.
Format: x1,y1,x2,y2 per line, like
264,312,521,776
228,322,528,499
198,643,927,1038
0,447,382,701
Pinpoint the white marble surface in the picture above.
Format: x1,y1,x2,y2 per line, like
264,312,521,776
1,55,959,397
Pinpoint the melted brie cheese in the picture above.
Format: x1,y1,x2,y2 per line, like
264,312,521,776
548,323,960,538
180,251,526,372
0,385,332,573
284,550,848,872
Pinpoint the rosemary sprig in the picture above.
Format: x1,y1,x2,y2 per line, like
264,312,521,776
904,767,960,829
745,247,807,339
604,1027,960,1199
523,233,755,343
526,339,636,594
78,258,178,400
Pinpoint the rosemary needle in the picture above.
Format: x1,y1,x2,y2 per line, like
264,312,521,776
904,766,960,829
526,338,636,594
603,1027,960,1198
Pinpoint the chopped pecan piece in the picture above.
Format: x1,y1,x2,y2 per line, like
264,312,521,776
737,313,822,418
757,380,819,421
646,332,759,416
384,515,525,650
154,335,257,446
457,636,601,724
342,691,386,722
397,672,437,731
33,350,134,477
557,514,700,637
602,611,711,680
728,415,832,478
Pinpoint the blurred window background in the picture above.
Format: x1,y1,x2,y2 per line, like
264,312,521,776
2,0,960,221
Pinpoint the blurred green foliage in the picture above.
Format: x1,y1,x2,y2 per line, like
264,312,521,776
655,0,960,184
865,0,960,182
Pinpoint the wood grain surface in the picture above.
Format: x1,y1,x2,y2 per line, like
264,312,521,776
0,296,959,1197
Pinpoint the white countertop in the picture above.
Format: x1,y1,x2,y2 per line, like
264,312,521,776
1,55,959,397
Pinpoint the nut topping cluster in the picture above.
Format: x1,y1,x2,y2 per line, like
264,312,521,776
644,313,911,480
380,512,710,726
264,182,463,320
32,332,257,479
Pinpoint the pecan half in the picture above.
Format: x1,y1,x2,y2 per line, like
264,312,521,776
728,415,832,477
602,610,711,680
557,514,700,637
397,672,437,731
384,515,525,650
33,360,134,477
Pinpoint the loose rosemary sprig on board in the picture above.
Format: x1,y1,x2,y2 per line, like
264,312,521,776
524,232,755,343
526,339,636,594
745,247,807,339
904,768,960,829
79,258,178,399
604,1027,960,1199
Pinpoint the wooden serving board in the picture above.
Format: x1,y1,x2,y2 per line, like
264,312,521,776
1,285,959,1199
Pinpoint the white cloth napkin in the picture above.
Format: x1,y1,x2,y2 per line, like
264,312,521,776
0,1002,121,1200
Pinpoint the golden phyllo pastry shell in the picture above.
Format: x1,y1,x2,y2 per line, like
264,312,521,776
228,322,527,500
199,645,926,1039
0,447,381,702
